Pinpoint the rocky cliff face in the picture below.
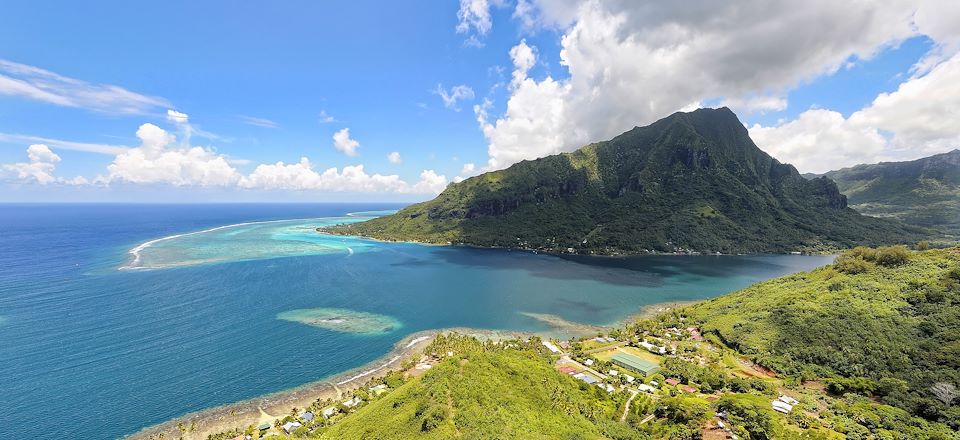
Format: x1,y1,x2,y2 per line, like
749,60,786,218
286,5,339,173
327,108,929,253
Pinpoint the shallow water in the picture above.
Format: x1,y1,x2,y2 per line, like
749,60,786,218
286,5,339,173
0,204,833,439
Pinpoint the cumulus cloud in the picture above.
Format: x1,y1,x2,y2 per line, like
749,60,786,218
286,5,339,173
387,151,402,164
239,159,447,194
332,128,360,156
3,144,60,184
453,162,479,183
2,144,87,185
0,59,169,115
435,83,476,111
476,0,954,170
751,51,960,172
104,123,243,186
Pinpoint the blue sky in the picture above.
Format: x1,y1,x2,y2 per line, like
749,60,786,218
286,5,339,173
2,1,958,202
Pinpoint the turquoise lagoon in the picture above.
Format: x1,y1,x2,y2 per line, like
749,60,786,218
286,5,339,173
0,204,834,439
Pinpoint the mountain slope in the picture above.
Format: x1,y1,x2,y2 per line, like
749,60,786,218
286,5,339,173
684,246,960,425
328,108,927,253
818,150,960,235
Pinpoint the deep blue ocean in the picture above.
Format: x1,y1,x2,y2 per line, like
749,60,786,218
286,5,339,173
0,204,834,439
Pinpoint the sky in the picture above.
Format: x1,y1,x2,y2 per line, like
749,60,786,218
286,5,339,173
1,0,959,202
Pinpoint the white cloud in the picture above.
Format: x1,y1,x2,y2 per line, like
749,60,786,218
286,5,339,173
319,110,337,124
0,133,128,155
239,159,447,194
104,123,243,186
332,128,360,156
0,59,169,115
435,83,476,111
410,170,449,193
3,144,59,184
477,0,953,170
239,115,279,128
751,51,960,172
2,144,87,185
456,0,506,46
719,95,788,115
387,151,402,164
453,162,479,183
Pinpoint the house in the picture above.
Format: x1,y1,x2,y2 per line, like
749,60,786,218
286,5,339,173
321,407,338,418
542,340,561,354
281,421,302,434
343,396,363,408
558,366,578,374
611,352,660,376
573,372,599,384
772,395,799,413
772,400,793,414
584,359,594,366
779,395,800,406
598,383,615,393
687,327,703,341
608,369,618,376
638,384,656,393
681,385,697,393
257,423,272,431
665,378,681,386
369,384,388,396
624,374,635,383
638,340,667,354
301,411,314,422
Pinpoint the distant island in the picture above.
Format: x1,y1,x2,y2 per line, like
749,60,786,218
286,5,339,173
323,108,930,255
183,245,959,440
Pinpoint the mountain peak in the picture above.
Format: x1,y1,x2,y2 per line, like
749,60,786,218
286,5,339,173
328,108,925,253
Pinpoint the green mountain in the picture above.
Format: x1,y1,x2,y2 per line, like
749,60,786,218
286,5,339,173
327,108,927,253
816,150,960,236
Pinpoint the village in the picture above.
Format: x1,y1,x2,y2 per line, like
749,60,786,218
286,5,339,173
200,309,827,440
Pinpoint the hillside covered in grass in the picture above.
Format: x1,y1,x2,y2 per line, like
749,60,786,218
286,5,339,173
325,108,929,254
817,150,960,236
685,246,960,426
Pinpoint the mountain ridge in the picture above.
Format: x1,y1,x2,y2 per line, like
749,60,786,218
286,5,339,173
811,149,960,236
326,108,928,253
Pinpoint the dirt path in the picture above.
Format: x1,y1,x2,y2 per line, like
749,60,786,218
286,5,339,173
620,389,639,422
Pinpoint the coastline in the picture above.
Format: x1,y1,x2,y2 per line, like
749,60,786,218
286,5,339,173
128,327,532,440
129,299,703,440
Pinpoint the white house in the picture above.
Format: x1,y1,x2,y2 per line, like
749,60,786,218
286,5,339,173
281,421,302,434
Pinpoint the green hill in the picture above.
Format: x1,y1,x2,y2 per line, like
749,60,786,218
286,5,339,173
684,246,960,425
816,150,960,236
326,108,928,254
317,335,630,440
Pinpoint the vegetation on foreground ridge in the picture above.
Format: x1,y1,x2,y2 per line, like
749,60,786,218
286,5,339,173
198,245,959,440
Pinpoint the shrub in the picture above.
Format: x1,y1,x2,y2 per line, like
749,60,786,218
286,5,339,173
834,255,873,275
874,246,910,267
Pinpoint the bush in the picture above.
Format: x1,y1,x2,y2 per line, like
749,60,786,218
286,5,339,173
834,255,872,275
874,246,910,267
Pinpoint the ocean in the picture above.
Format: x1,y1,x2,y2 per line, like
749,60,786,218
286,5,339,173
0,203,834,439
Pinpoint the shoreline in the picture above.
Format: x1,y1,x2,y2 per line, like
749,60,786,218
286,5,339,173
127,327,533,440
317,226,837,257
129,300,701,440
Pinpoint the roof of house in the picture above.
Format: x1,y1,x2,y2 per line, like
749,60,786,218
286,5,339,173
611,352,660,374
